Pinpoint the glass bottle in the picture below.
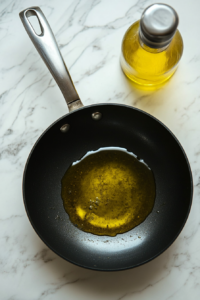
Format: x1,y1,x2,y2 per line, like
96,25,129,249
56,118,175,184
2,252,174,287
121,3,183,87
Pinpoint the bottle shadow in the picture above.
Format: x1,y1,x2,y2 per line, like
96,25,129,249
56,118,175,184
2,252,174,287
120,68,178,115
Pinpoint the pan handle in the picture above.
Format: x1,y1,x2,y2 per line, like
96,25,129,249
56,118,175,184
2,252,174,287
19,7,83,112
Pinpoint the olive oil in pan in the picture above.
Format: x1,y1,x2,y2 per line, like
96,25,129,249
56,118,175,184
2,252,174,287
61,147,156,236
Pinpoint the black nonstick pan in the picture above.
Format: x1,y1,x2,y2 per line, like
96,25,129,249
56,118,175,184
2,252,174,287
20,7,193,271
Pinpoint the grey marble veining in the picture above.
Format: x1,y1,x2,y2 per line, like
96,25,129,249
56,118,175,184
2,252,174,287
1,0,200,299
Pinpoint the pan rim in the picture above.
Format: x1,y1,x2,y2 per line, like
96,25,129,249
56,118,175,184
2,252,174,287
22,103,193,271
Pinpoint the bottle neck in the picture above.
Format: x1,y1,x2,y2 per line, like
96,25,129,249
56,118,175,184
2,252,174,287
138,28,170,53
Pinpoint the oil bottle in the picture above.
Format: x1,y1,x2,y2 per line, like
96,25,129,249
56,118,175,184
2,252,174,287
121,3,183,87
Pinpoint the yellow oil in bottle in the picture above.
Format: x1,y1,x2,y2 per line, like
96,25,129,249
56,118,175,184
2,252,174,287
121,3,184,87
121,20,183,86
61,147,156,236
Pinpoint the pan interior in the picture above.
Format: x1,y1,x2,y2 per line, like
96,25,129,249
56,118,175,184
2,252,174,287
23,104,192,271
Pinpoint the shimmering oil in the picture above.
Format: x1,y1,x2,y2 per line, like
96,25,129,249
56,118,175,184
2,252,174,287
61,147,156,236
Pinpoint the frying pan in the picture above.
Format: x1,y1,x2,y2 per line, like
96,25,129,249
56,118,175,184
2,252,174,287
20,7,193,271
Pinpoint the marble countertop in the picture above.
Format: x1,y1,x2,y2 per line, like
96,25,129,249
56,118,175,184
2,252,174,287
1,0,200,299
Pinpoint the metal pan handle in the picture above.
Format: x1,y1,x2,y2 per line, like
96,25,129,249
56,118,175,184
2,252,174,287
19,6,83,112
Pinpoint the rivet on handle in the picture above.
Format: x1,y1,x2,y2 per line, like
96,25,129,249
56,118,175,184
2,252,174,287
60,124,70,133
92,112,102,120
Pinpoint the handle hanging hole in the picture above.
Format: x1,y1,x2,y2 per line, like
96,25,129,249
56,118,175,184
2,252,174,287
26,10,43,35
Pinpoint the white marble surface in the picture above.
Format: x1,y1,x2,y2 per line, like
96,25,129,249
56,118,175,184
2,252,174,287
1,0,200,298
